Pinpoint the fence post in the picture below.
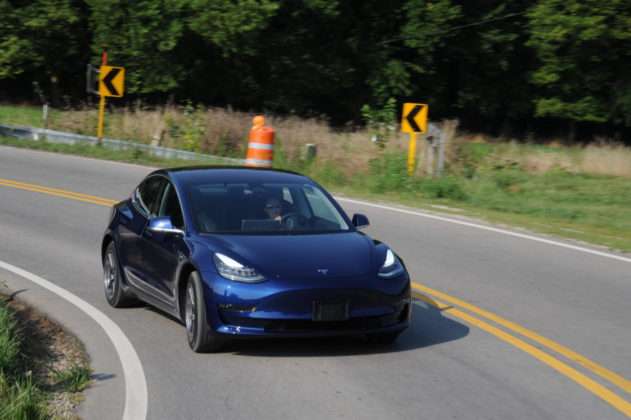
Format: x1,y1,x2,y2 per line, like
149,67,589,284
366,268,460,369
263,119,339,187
424,135,434,177
436,119,459,177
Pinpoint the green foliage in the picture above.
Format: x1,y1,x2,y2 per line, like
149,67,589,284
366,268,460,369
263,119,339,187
368,152,410,192
528,0,631,125
0,0,630,134
163,103,208,152
419,177,468,200
0,374,44,420
0,302,20,376
52,363,91,393
0,302,45,420
361,98,397,148
87,0,189,94
0,0,85,100
188,0,279,55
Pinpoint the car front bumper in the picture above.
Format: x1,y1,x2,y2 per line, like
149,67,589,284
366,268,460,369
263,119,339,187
201,271,411,338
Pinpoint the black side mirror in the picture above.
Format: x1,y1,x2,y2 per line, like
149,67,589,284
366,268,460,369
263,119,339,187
352,213,369,229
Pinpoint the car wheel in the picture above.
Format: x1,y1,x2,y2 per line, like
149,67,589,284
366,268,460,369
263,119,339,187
103,242,136,307
366,331,401,345
184,272,225,353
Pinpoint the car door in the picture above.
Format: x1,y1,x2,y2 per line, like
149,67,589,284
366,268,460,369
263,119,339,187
139,180,186,305
118,175,167,291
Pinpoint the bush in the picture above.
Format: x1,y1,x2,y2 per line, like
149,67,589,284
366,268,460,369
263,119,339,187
367,152,409,193
419,177,468,201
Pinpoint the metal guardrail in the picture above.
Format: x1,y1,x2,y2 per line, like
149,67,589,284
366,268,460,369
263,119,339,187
0,124,246,165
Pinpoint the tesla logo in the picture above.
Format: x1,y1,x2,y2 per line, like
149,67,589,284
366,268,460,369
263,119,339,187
317,269,329,275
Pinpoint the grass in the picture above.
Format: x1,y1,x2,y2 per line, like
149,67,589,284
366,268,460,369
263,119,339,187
51,364,91,393
0,296,92,419
0,104,60,129
0,300,45,420
1,103,630,252
1,135,629,252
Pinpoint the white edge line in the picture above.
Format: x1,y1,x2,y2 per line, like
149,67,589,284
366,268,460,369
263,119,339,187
336,196,631,264
0,260,148,420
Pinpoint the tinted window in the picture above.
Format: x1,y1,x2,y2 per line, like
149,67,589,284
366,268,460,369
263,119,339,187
185,182,350,234
137,176,166,216
302,185,348,228
159,184,185,229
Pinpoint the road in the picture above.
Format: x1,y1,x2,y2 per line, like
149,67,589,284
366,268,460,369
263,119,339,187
0,145,629,419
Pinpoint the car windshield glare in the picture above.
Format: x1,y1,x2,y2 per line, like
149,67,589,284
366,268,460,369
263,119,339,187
186,182,350,234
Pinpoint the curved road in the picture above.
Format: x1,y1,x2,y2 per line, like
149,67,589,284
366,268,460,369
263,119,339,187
0,146,629,419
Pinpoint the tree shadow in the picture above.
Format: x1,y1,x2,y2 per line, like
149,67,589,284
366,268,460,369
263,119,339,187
228,295,469,357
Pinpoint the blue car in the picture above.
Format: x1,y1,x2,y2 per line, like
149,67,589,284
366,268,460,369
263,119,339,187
102,167,411,352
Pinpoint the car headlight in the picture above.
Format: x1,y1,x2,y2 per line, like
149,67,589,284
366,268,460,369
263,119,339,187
213,253,265,283
378,249,404,278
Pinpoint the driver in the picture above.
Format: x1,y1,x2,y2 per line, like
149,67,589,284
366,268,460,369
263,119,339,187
263,197,284,222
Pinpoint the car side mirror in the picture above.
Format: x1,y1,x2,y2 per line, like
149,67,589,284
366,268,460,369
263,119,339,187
352,213,369,229
147,216,184,235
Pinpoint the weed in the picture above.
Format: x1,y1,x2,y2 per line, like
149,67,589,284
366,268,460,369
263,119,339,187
0,374,44,420
419,177,468,201
52,364,91,393
0,302,20,376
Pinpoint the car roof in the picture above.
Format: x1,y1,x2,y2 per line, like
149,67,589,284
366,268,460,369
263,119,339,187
152,166,311,185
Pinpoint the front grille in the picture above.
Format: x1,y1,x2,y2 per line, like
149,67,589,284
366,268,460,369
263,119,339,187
220,304,409,333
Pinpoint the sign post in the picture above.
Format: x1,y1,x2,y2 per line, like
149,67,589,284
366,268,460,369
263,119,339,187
401,103,428,176
90,51,125,145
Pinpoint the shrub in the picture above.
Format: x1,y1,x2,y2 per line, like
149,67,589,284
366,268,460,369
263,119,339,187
419,177,468,201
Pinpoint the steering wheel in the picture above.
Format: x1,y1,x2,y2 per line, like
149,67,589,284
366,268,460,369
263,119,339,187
280,212,304,229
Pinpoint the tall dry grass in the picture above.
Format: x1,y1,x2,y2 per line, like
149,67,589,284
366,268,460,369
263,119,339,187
467,137,631,178
44,104,631,178
48,104,409,175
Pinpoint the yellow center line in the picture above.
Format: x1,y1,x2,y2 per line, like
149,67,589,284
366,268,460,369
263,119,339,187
413,292,631,417
412,283,631,395
0,178,118,207
1,177,630,416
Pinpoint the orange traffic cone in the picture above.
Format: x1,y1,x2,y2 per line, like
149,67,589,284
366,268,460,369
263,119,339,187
245,116,275,167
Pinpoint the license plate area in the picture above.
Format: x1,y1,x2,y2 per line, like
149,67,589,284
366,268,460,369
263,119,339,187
312,301,349,322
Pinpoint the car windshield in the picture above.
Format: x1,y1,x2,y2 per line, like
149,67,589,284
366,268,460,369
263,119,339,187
185,181,351,234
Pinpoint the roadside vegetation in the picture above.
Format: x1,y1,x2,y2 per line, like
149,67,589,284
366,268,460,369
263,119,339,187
1,103,630,252
0,291,91,419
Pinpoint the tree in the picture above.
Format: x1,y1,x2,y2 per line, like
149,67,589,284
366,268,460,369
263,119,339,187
528,0,631,129
87,0,190,94
0,0,87,101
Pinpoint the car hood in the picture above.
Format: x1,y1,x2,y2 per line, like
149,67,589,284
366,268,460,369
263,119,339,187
199,232,374,279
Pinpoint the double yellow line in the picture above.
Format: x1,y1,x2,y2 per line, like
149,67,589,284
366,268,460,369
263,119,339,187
412,287,631,417
0,178,117,207
1,177,630,417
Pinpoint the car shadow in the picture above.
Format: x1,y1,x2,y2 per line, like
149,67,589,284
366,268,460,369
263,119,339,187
229,294,469,357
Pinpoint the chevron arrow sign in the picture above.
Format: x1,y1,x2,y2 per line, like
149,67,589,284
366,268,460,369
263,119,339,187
401,103,428,134
99,65,125,98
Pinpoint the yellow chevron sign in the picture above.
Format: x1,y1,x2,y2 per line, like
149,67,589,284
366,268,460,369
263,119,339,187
99,66,125,97
401,103,428,134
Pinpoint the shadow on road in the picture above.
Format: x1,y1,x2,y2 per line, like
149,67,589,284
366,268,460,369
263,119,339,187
228,296,469,357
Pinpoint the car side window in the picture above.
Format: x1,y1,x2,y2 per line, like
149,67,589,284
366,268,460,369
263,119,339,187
136,176,167,217
302,185,349,229
159,183,185,230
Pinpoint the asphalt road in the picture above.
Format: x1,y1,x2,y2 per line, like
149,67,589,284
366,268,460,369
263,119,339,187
0,146,629,419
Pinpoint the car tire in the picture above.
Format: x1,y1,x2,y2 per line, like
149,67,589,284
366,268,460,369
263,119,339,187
103,241,137,308
366,331,401,345
184,272,225,353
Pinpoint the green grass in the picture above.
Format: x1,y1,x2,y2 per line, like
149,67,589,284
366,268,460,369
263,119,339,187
285,151,631,252
1,135,630,252
0,301,45,420
0,136,221,168
0,104,59,128
51,364,91,393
